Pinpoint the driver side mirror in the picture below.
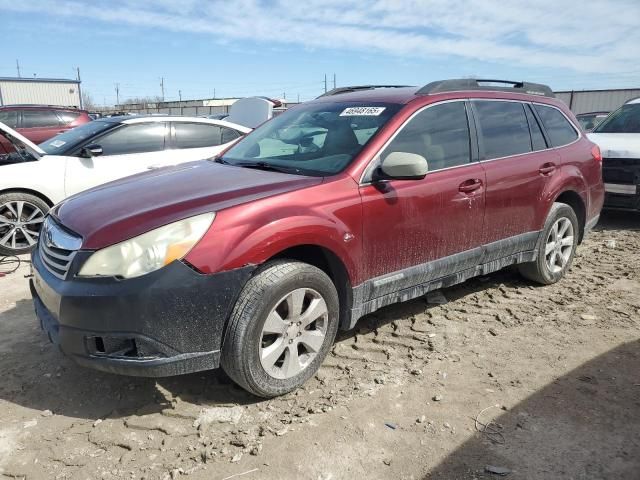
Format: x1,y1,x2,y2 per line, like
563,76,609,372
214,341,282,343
374,152,429,181
80,144,103,158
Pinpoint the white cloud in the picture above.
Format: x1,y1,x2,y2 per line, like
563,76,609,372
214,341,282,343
2,0,639,74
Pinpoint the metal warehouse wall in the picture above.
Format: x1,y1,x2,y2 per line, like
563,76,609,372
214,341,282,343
555,89,640,115
0,79,81,107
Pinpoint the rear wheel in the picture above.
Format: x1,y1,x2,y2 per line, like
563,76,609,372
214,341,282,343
0,192,49,256
221,260,339,398
518,202,579,285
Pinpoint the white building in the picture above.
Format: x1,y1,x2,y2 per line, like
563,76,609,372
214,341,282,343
0,77,82,108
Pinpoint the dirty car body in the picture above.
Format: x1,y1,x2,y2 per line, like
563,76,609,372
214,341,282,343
30,79,605,396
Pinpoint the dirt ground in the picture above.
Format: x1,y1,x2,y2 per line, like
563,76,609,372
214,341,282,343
0,211,639,480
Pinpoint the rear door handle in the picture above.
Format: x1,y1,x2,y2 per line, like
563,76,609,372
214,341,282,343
459,178,483,193
539,163,556,175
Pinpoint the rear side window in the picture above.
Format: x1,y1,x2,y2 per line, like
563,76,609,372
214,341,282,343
174,123,225,149
0,111,18,128
533,104,578,147
381,101,471,172
97,123,166,156
525,104,547,151
21,110,61,128
57,111,81,125
473,101,531,159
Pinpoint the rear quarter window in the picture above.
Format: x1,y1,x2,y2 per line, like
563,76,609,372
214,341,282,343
0,110,19,128
534,104,578,147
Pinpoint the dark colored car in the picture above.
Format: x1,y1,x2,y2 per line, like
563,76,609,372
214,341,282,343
30,79,604,397
0,105,91,154
576,111,609,132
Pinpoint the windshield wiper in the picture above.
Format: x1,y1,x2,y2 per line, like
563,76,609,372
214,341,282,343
234,161,299,174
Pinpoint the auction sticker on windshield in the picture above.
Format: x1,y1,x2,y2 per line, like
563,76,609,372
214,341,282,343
340,107,386,116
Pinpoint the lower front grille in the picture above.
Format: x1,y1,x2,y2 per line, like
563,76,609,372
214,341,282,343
602,157,640,185
39,241,76,280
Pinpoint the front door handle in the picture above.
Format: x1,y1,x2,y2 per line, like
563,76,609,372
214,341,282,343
147,164,161,170
539,162,556,175
459,178,483,193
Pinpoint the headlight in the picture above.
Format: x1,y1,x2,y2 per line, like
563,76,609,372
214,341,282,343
78,212,215,279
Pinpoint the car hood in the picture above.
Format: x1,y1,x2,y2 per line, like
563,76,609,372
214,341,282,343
587,133,640,159
55,160,323,249
0,121,45,159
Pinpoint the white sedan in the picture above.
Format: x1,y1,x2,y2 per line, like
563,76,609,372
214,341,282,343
0,116,251,255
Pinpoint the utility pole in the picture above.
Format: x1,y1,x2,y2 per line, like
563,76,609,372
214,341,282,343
324,74,327,93
16,59,21,78
213,88,216,98
333,73,336,89
160,77,165,102
283,91,286,99
115,83,120,106
179,90,182,102
297,93,300,103
76,67,83,110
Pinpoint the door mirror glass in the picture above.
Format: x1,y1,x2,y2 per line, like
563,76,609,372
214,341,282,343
81,144,103,158
377,151,429,180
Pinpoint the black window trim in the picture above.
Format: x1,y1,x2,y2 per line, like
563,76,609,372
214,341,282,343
468,98,581,164
360,99,477,185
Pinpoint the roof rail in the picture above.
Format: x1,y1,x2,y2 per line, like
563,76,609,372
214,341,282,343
416,79,555,98
317,85,412,98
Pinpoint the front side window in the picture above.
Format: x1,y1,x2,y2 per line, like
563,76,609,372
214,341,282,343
174,123,224,149
21,110,61,128
534,104,578,146
40,120,116,155
0,110,19,128
221,102,402,176
593,103,640,134
380,101,471,172
96,123,166,156
474,101,532,159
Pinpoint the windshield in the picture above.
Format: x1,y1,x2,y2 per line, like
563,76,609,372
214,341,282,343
593,103,640,133
39,120,118,155
577,114,608,132
221,101,402,176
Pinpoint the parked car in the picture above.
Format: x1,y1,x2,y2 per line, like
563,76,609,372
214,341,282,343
587,97,640,211
0,105,91,155
576,111,609,132
0,116,251,254
30,79,604,397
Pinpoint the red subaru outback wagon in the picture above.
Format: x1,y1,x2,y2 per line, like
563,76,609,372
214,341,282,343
30,79,604,397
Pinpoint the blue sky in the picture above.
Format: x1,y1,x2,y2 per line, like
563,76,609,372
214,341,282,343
1,0,639,106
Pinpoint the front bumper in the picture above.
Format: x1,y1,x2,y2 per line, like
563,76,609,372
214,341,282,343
602,158,640,211
30,247,254,377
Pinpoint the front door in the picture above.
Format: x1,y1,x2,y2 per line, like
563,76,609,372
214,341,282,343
360,100,485,300
64,122,170,196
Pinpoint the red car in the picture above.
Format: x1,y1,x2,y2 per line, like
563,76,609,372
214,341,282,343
0,105,91,154
30,79,604,397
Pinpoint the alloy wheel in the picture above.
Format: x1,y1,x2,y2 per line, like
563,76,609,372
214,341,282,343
544,217,574,274
0,200,45,251
259,288,328,379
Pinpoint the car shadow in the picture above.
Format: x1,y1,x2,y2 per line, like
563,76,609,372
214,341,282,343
0,268,529,421
423,339,640,479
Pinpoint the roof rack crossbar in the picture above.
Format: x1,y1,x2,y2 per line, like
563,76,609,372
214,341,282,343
317,85,411,98
416,79,555,98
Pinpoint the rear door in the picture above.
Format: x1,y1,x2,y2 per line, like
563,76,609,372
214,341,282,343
168,122,244,162
359,100,486,299
471,99,558,258
0,110,19,154
19,109,65,144
64,122,170,196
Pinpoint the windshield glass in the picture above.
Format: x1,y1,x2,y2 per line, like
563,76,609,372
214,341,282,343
39,120,117,155
593,103,640,133
221,101,402,176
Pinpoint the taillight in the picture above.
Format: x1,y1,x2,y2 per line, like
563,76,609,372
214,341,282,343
591,144,602,166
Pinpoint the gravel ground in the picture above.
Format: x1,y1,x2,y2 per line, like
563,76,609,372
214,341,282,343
0,211,638,480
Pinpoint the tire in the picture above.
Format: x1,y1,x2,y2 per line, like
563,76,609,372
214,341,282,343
0,192,49,256
518,202,579,285
221,260,340,398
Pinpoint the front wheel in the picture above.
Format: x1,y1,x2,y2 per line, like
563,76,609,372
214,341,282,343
221,261,340,398
0,192,49,256
518,202,579,285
